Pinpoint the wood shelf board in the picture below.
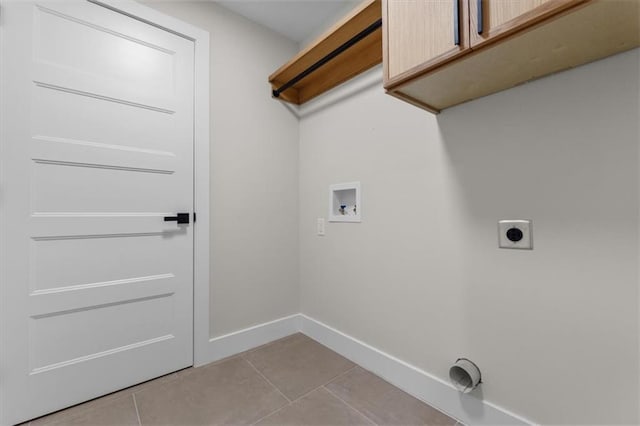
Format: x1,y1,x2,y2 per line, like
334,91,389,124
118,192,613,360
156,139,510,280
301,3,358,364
386,90,441,114
269,0,383,105
269,80,299,104
297,31,382,103
392,0,640,112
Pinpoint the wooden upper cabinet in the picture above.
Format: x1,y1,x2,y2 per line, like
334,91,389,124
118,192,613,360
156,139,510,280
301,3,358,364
383,0,640,113
469,0,584,47
384,0,469,83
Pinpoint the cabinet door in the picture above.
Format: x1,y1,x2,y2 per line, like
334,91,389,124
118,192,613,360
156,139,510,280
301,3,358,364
469,0,585,47
384,0,469,84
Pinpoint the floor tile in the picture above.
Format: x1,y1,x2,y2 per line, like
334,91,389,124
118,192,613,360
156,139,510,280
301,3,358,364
256,388,373,426
29,397,106,425
119,372,179,396
243,333,355,400
30,372,175,426
326,367,457,426
31,371,178,426
34,395,138,426
240,333,298,358
176,354,238,379
27,336,461,426
135,356,287,425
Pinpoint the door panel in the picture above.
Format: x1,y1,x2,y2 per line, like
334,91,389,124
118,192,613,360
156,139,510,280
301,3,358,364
32,161,175,212
33,2,178,110
30,234,175,292
484,0,550,27
470,0,584,47
385,0,470,82
0,1,195,424
29,292,175,371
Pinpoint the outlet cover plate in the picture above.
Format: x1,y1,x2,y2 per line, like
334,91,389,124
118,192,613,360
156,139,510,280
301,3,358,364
498,220,533,250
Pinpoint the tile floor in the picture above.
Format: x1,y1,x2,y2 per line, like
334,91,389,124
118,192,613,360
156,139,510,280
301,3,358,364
26,333,459,426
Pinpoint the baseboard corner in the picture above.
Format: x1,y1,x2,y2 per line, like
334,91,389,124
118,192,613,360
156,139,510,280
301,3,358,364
298,314,533,426
198,313,300,366
197,312,532,426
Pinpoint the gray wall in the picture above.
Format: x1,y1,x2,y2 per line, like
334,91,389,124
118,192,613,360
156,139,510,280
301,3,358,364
137,2,639,422
298,1,360,49
299,50,639,425
144,1,301,338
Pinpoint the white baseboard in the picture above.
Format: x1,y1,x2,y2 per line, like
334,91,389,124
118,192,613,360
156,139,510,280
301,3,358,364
198,313,533,426
199,314,301,365
299,314,533,426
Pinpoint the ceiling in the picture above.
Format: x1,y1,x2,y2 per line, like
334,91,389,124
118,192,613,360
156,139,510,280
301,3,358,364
216,0,360,44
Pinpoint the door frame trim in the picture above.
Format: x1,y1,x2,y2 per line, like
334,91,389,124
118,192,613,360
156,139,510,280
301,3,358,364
55,0,211,366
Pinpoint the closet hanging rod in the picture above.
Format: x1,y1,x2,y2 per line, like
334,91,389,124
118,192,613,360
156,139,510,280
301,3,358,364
272,18,383,99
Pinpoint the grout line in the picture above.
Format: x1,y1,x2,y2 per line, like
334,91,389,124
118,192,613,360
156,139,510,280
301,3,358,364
322,385,378,426
315,343,460,426
348,365,459,425
132,394,142,426
250,401,291,425
285,364,360,406
285,385,319,405
250,365,361,425
321,365,358,388
243,358,292,403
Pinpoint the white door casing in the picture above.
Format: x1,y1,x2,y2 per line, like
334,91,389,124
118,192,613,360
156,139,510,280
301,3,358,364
0,1,209,424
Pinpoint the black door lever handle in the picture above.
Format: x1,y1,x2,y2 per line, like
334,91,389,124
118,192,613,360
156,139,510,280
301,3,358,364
164,213,190,224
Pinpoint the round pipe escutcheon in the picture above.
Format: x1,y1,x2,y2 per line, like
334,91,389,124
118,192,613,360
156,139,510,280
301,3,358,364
449,358,481,393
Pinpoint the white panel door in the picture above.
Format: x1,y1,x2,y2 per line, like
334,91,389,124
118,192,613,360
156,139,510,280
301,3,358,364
0,1,195,424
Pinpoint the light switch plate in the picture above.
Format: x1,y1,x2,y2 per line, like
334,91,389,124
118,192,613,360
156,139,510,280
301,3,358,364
317,218,325,236
498,220,532,249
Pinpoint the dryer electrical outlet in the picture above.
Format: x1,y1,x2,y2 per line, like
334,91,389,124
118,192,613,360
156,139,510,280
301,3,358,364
498,220,533,250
